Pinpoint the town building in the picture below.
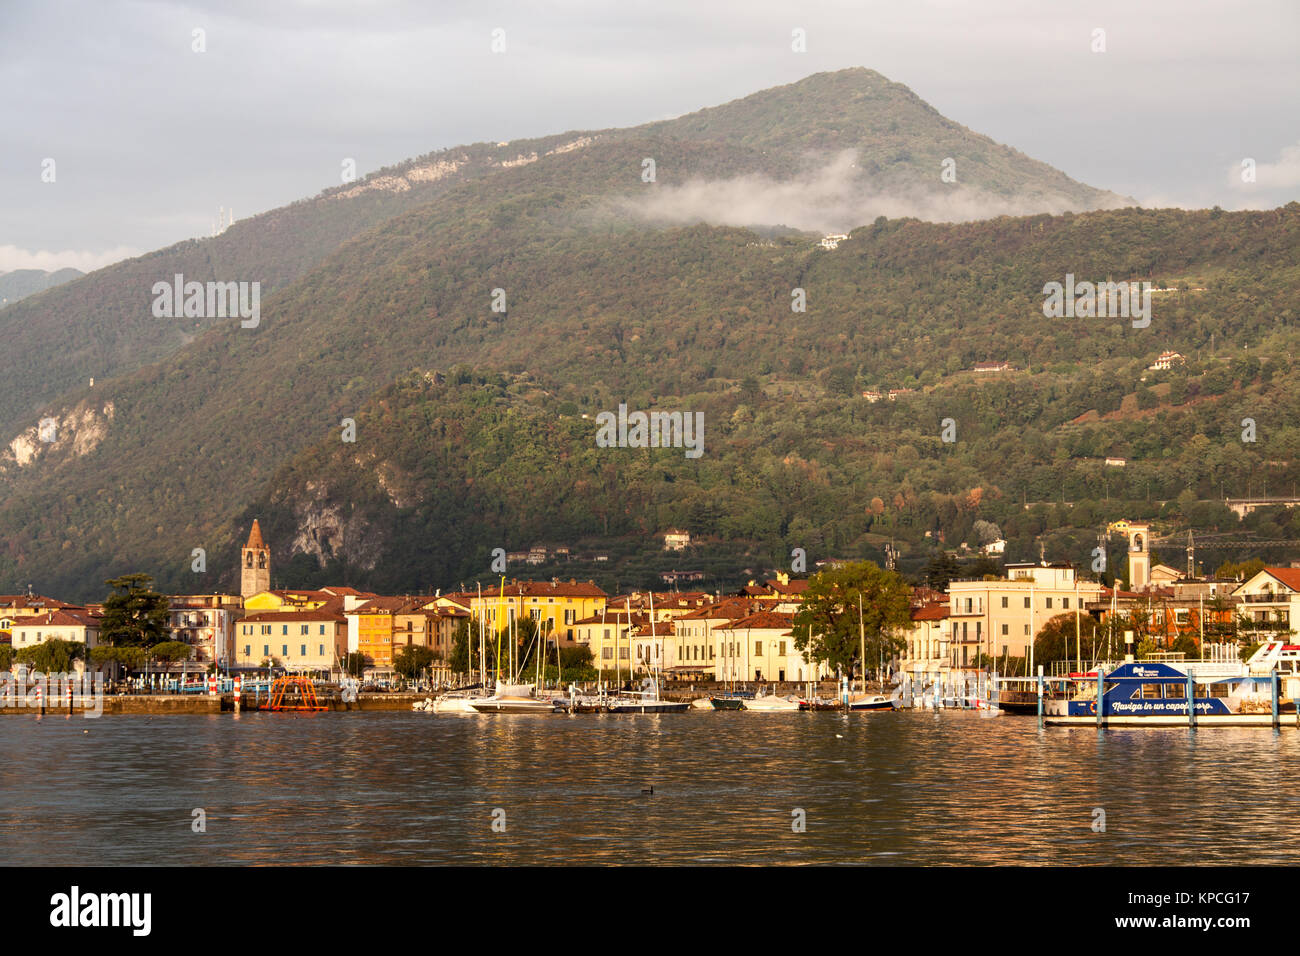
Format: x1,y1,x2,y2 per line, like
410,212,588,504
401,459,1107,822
1231,567,1300,641
10,608,101,651
711,610,829,683
663,529,691,551
240,519,270,598
234,608,346,675
946,562,1103,666
165,594,243,669
0,594,75,643
1147,350,1185,371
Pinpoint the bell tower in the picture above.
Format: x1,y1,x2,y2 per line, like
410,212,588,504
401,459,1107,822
1126,522,1150,591
241,519,270,598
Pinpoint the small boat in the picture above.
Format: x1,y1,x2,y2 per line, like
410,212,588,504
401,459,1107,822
798,696,842,711
468,682,558,714
709,695,746,710
690,698,714,710
605,694,691,713
847,694,895,711
742,692,801,712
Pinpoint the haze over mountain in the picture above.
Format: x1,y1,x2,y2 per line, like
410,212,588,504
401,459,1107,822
6,68,1293,603
0,268,83,309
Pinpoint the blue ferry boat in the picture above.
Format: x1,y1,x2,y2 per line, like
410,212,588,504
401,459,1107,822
1043,660,1292,727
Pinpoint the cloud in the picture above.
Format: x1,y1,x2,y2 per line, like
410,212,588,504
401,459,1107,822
0,245,140,274
1228,141,1300,191
615,150,1124,234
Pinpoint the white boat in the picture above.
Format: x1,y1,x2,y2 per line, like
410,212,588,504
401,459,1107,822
690,698,714,710
847,694,895,711
468,682,557,714
742,692,801,712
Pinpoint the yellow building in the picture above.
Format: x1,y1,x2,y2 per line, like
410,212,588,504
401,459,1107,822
234,609,346,674
454,580,608,643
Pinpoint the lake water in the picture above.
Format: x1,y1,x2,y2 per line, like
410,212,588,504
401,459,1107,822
4,709,1299,865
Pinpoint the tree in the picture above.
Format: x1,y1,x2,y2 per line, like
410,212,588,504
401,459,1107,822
344,652,367,678
0,645,12,671
15,639,85,673
100,574,170,648
792,561,912,678
90,645,145,671
394,645,435,679
1033,614,1102,668
449,619,471,675
148,641,193,664
924,551,962,590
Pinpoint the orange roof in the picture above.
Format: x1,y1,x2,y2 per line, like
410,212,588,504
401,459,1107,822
1263,567,1300,591
715,610,795,631
245,519,265,550
240,609,345,623
911,604,950,621
15,608,100,628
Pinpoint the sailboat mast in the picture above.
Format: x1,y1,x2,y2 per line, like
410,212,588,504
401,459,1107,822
858,594,865,696
496,577,505,685
649,590,659,696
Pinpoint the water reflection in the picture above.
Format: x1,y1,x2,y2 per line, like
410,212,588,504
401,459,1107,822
2,710,1297,865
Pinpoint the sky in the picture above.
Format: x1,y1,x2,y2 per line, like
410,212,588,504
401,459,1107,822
2,0,1297,273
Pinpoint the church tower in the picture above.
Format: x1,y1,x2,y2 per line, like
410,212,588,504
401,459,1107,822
241,519,270,598
1126,522,1151,591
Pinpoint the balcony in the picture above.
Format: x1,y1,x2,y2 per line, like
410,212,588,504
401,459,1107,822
1242,593,1293,603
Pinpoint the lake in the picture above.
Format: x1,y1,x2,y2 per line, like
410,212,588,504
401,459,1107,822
3,709,1298,865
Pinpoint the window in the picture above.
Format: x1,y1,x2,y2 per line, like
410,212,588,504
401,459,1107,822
1001,624,1009,636
320,625,326,635
619,647,629,659
243,645,250,656
1001,596,1008,609
282,645,288,656
1045,598,1053,609
262,645,269,656
1023,625,1029,635
755,641,762,655
319,645,325,655
1140,683,1163,699
1024,597,1031,608
281,625,288,635
602,647,613,659
301,625,309,635
780,641,787,656
1063,598,1070,609
301,644,307,656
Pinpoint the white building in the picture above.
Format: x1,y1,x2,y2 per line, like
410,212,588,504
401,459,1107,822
946,562,1103,665
1231,567,1300,640
10,608,101,651
166,594,243,669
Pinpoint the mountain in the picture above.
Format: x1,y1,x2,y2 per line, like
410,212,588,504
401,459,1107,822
14,69,1284,603
0,268,83,309
0,68,1124,438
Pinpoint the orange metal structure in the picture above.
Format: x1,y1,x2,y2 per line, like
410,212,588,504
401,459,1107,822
259,676,328,712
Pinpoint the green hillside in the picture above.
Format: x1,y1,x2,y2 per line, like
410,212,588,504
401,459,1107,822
0,68,1122,437
1,196,1297,601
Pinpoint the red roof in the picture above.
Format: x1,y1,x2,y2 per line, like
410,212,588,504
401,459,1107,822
714,611,795,631
240,609,345,623
911,604,950,621
1263,567,1300,591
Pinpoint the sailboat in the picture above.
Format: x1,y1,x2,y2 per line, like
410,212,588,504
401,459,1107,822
605,592,689,713
846,593,897,711
742,689,801,711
